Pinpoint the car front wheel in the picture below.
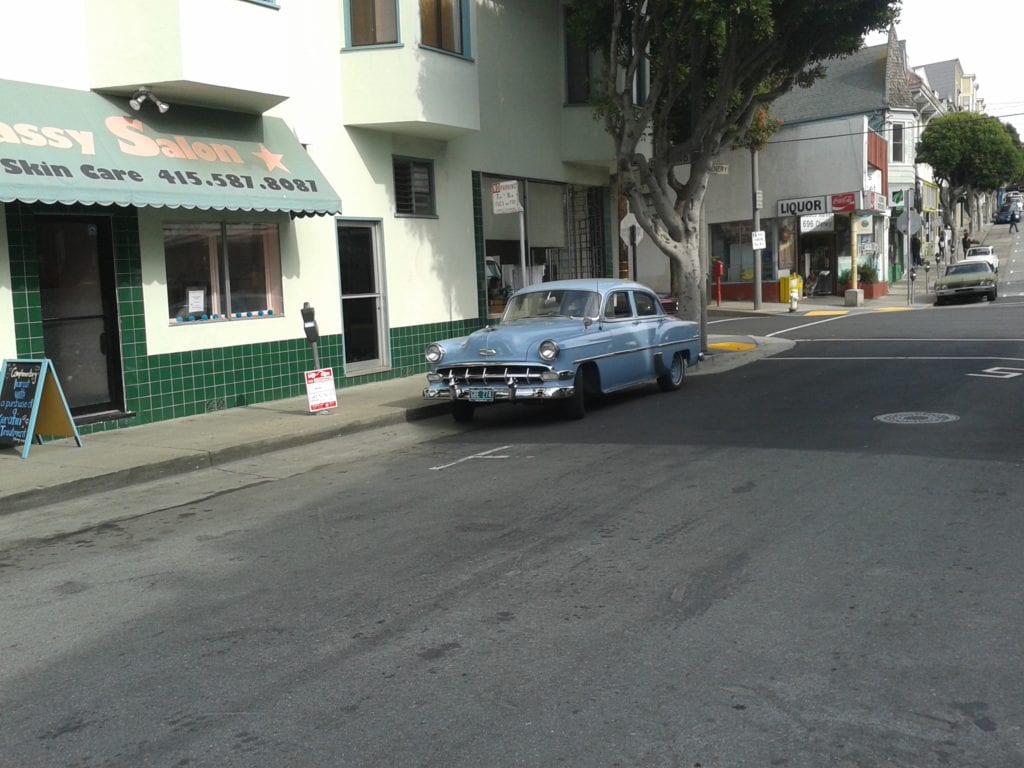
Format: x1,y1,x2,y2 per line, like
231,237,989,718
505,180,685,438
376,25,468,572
562,368,587,420
989,289,997,302
657,352,686,392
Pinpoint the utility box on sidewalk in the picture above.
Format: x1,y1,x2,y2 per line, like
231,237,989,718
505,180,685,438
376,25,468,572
779,274,803,302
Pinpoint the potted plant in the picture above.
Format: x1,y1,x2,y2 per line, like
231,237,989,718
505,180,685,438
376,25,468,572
856,264,888,298
837,269,852,293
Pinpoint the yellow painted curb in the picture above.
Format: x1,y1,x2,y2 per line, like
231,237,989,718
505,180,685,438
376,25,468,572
805,310,848,316
708,341,757,352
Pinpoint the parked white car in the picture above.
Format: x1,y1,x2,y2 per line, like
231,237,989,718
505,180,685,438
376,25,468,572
963,245,999,273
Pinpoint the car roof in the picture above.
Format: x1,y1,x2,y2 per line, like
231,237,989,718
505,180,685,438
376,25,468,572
514,278,656,295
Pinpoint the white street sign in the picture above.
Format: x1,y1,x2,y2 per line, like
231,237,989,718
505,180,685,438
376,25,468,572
751,230,766,250
619,212,644,245
896,209,922,234
491,180,523,214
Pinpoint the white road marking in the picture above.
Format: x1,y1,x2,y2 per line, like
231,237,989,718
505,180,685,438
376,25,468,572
430,445,512,471
789,337,1024,342
967,367,1024,379
765,313,852,337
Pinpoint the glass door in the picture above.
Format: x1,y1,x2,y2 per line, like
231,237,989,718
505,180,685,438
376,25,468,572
337,222,386,373
35,215,124,418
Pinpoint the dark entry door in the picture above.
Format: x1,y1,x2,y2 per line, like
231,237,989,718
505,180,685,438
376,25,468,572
36,216,124,418
337,222,385,373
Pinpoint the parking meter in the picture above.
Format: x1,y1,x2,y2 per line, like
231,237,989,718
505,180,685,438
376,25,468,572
924,262,931,293
301,302,319,344
301,302,321,370
908,268,917,306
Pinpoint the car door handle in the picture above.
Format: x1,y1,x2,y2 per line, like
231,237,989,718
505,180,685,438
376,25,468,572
99,331,107,356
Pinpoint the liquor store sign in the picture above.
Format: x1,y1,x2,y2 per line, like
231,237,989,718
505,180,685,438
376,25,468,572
777,191,887,217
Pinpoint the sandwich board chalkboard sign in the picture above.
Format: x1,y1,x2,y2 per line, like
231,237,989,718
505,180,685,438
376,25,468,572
0,358,82,459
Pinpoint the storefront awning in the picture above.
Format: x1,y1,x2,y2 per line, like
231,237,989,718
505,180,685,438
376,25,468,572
0,79,341,216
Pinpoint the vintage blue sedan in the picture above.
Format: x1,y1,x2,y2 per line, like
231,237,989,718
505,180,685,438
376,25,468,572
422,279,701,421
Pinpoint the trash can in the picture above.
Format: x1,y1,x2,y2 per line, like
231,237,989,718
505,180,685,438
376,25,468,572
779,274,803,302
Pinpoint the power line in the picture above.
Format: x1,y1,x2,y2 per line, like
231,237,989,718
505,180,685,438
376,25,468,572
766,110,1024,146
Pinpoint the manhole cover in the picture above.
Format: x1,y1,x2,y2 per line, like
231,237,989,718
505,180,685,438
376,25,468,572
873,412,960,425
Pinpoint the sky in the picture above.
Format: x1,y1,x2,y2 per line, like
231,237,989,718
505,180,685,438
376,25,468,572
863,0,1024,137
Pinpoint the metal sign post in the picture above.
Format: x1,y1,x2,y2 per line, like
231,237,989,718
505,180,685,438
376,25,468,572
492,180,528,288
619,209,644,280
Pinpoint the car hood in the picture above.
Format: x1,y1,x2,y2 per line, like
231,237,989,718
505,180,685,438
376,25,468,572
937,272,993,287
443,318,596,363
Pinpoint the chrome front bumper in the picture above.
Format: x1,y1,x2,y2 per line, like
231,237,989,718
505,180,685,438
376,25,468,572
423,382,575,402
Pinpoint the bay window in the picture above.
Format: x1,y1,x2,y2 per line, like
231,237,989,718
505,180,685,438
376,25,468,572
350,0,398,46
420,0,463,55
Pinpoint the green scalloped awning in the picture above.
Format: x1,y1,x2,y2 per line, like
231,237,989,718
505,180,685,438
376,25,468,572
0,79,341,216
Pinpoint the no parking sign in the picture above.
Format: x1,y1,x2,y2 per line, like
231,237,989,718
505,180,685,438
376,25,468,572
304,368,337,413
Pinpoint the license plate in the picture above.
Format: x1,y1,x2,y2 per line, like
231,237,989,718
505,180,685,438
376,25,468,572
467,388,494,402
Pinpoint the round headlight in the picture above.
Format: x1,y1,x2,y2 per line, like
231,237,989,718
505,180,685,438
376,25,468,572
538,339,560,361
425,343,444,363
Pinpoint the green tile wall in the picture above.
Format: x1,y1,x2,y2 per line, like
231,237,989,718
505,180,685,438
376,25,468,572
6,201,483,436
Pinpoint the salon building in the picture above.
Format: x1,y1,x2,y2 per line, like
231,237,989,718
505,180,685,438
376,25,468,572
0,1,616,432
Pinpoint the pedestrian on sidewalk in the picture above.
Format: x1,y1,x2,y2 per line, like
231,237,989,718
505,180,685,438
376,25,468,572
962,231,971,256
911,233,922,266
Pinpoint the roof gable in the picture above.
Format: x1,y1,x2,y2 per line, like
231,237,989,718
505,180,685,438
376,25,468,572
773,26,917,125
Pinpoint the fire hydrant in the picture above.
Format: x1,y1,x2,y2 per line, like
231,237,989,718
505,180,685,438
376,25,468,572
789,286,800,312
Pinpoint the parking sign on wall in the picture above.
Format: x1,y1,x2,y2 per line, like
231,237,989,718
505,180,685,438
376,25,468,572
491,180,523,214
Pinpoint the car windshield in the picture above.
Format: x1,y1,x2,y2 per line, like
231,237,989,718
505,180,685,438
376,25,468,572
946,262,990,275
503,289,601,321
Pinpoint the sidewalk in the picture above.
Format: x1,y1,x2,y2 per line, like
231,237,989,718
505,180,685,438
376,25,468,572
5,222,1000,516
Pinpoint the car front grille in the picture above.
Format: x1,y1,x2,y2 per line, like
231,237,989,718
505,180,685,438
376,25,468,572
436,363,551,385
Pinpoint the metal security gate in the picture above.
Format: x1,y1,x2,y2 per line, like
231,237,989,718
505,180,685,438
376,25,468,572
550,185,607,280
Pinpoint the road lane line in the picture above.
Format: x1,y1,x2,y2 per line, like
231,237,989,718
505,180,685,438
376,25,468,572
765,313,855,337
431,445,512,471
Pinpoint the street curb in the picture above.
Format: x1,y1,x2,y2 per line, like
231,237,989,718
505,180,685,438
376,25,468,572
1,403,450,515
1,341,777,514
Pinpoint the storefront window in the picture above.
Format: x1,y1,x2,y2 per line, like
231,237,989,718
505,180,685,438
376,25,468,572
777,217,796,275
164,222,282,322
710,219,781,282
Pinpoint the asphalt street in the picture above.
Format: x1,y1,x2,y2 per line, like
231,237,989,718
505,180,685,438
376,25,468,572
2,283,1023,767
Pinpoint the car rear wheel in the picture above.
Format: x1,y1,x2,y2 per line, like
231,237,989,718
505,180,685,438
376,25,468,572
657,352,686,392
562,368,587,420
452,400,475,423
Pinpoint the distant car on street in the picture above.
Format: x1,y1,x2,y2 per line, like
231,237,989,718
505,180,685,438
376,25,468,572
963,245,999,273
422,278,701,422
993,206,1013,224
934,261,997,305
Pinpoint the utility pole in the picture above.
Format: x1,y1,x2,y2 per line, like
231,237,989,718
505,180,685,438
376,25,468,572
751,147,762,309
